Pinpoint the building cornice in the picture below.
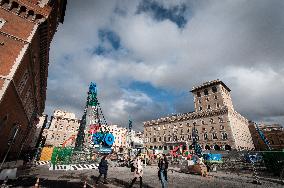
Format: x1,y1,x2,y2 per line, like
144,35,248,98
0,2,46,23
0,30,29,44
144,107,228,127
52,116,81,122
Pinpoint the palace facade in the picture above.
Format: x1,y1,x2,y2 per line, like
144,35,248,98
144,80,254,151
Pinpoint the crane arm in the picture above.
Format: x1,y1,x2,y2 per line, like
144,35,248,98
255,124,271,150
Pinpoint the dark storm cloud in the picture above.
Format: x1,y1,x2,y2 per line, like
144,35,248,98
137,0,188,28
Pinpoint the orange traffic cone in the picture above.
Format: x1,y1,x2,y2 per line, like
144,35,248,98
34,178,39,188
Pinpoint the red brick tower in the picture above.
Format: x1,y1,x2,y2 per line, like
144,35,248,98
0,0,67,160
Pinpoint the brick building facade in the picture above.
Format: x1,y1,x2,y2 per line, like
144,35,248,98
144,80,254,151
43,110,80,147
0,0,66,160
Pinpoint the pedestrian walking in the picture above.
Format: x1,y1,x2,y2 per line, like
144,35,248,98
158,154,169,188
129,155,143,188
96,155,109,184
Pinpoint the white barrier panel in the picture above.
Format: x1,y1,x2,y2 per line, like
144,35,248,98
49,165,71,171
35,161,50,166
49,163,98,171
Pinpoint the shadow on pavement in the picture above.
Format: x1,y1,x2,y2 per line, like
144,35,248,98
90,175,155,188
0,176,91,188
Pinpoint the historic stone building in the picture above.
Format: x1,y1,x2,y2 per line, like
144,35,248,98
108,125,128,152
131,131,144,148
0,0,66,160
144,80,254,151
249,122,284,151
43,110,80,147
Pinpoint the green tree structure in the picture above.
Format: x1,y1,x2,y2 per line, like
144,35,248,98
75,82,100,151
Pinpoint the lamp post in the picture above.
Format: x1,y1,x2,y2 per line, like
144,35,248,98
0,123,20,169
34,137,44,162
192,123,202,157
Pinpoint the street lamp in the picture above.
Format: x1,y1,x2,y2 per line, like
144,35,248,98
192,123,202,157
0,123,20,169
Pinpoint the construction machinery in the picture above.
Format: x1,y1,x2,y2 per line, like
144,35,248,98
253,123,284,178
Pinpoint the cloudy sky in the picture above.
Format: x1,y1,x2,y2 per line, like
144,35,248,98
45,0,284,130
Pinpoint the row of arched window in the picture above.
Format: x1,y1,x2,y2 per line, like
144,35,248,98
145,132,228,143
148,144,232,151
198,103,220,111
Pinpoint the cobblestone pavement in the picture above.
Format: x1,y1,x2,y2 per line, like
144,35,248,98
15,165,283,188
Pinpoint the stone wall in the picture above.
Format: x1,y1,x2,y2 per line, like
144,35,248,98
228,110,254,150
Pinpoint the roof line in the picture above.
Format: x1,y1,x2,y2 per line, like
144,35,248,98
191,79,231,92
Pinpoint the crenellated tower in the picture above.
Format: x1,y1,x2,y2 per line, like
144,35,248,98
191,79,234,112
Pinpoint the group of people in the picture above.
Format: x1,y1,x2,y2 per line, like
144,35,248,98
96,153,169,188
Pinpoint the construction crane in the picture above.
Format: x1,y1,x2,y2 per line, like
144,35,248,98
255,123,271,150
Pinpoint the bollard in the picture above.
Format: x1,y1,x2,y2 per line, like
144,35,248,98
212,165,217,172
34,178,40,188
83,180,87,188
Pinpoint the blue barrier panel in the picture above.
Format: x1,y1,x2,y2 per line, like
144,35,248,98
203,153,222,162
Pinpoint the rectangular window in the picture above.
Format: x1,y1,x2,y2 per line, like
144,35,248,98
17,70,29,95
188,135,191,140
0,18,5,29
222,132,228,140
204,133,208,140
212,133,218,139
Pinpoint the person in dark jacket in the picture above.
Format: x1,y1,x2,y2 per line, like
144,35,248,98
96,155,109,184
158,154,169,188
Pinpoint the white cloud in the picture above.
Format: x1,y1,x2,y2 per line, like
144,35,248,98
46,0,284,129
224,66,284,119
